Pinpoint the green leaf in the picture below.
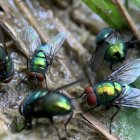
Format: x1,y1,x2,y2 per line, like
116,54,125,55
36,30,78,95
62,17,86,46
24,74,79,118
131,0,140,8
82,0,128,28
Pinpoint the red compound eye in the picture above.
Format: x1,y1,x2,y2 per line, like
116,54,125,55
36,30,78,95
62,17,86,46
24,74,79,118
84,86,93,95
28,72,35,80
36,73,44,81
87,94,97,107
28,72,44,81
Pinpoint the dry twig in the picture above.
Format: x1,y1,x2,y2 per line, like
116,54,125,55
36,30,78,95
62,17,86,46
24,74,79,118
113,0,140,40
14,0,47,43
81,113,119,140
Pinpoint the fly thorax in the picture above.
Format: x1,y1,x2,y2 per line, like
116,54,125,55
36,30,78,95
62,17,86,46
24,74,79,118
105,43,126,62
28,51,49,73
95,81,122,105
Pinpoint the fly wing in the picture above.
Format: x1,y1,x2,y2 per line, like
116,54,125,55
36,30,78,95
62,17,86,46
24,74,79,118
114,86,140,108
105,30,133,44
20,26,41,57
90,43,109,71
106,59,140,85
45,32,66,59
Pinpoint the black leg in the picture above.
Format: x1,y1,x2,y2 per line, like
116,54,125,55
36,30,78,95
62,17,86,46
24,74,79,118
49,117,61,140
69,0,73,5
71,93,84,100
54,125,61,140
26,118,32,129
109,62,114,71
16,76,27,89
35,118,38,126
64,112,73,136
82,106,96,115
127,40,139,49
110,105,120,134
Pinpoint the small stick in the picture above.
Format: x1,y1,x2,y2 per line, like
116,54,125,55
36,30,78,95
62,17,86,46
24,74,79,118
14,0,47,43
0,18,29,58
113,0,140,41
81,113,119,140
54,18,88,57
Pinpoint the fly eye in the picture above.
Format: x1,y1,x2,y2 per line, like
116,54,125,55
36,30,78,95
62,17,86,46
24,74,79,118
87,94,97,106
84,86,93,95
28,72,35,80
37,73,44,81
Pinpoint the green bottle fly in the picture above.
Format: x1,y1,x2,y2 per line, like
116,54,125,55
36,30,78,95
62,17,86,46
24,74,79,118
91,27,133,70
0,26,14,83
18,26,66,86
83,59,140,133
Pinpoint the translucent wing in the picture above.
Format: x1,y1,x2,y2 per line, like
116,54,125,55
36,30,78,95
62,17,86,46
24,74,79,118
36,32,66,60
114,86,140,108
105,30,133,44
21,26,41,56
47,32,66,57
107,59,140,85
90,43,109,71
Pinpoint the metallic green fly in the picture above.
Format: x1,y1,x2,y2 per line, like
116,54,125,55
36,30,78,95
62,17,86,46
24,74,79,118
17,26,66,87
18,78,85,139
0,25,14,83
91,27,134,71
82,58,140,133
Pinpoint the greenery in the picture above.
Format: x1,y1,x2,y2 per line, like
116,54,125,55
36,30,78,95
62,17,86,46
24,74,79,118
82,0,128,28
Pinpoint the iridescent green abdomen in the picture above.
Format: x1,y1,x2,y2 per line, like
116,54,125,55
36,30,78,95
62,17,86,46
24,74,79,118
43,92,72,115
104,43,126,62
94,81,123,105
28,51,49,74
0,47,13,83
20,90,72,118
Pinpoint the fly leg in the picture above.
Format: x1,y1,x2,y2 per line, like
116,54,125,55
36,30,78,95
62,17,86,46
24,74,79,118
81,106,96,115
127,40,139,49
16,76,28,89
109,105,120,134
69,0,73,5
109,62,114,71
64,112,73,137
49,117,61,140
108,83,121,134
26,117,32,129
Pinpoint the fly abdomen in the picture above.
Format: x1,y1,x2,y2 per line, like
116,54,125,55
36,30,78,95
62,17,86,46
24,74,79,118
104,43,126,63
0,49,13,83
